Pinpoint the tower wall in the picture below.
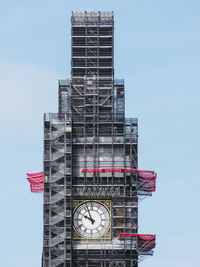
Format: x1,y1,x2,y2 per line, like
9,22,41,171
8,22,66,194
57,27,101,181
43,12,138,267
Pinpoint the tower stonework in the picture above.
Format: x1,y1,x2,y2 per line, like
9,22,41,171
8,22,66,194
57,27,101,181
43,11,156,267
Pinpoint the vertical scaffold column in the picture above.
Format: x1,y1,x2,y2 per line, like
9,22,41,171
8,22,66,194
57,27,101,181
43,113,73,267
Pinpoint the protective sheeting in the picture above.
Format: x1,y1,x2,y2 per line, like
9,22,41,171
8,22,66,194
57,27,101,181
27,171,44,177
30,183,44,192
26,171,44,192
119,234,156,252
138,174,156,193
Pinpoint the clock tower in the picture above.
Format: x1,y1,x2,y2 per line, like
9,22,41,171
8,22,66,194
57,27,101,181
43,11,156,267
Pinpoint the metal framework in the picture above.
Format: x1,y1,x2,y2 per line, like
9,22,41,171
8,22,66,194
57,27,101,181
39,11,157,267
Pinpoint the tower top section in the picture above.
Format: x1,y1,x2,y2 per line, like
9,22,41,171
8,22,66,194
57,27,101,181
71,11,114,79
71,11,114,26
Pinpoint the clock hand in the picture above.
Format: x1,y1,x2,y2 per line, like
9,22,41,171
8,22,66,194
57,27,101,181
85,204,92,219
84,215,92,220
84,215,95,224
85,204,95,224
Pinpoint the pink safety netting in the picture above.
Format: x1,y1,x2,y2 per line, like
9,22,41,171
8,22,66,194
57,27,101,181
26,171,44,192
138,174,156,193
119,234,156,252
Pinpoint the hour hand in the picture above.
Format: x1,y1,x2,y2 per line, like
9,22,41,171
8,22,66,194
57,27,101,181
84,215,95,224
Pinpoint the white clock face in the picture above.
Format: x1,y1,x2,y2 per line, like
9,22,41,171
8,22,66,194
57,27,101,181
73,201,110,238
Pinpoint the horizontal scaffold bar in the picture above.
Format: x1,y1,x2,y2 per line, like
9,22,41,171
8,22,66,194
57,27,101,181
119,234,156,239
82,168,156,177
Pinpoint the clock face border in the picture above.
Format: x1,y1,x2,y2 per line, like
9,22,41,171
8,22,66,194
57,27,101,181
73,199,112,240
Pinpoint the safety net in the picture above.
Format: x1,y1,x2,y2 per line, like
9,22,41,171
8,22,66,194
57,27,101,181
119,234,156,253
26,171,44,192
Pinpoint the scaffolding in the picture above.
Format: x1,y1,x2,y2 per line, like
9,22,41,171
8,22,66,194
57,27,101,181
119,234,156,262
26,11,157,267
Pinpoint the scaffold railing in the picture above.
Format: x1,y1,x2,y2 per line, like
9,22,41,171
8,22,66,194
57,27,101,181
82,168,157,196
119,234,156,259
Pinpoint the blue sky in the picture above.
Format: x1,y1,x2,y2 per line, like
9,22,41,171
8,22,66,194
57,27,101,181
0,0,200,266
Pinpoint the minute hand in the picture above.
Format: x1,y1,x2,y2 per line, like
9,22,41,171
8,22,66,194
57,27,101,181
86,204,95,224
